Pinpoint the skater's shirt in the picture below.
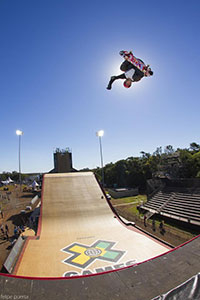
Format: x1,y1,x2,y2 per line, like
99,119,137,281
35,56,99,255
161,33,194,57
125,68,135,81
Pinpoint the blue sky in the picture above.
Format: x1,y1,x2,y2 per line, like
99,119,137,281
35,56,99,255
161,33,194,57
0,0,200,173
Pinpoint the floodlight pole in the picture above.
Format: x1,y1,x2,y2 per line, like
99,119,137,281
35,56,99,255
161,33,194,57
96,130,105,188
16,130,23,189
18,134,22,185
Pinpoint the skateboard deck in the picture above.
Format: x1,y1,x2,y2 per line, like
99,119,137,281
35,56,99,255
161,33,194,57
121,51,151,77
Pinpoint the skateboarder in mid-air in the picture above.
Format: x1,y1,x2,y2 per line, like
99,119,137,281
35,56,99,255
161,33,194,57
107,50,153,90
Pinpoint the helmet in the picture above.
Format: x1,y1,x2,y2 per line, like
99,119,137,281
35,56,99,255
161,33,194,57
123,81,131,88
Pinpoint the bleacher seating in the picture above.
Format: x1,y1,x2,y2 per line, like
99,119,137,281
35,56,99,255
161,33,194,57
141,187,200,225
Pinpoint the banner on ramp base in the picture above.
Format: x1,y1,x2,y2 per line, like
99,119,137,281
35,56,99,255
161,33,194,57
152,273,200,300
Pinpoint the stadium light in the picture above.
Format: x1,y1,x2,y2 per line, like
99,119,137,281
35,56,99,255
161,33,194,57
16,129,24,187
96,130,104,137
96,130,105,187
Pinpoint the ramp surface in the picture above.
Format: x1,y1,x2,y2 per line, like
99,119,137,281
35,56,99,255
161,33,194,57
15,172,169,277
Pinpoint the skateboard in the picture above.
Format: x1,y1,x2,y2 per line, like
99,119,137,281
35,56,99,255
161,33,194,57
120,50,151,77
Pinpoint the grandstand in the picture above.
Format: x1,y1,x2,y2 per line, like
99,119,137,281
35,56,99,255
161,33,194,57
140,185,200,226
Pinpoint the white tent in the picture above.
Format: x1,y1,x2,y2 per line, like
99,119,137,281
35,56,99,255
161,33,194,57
30,180,39,189
1,180,10,185
8,177,14,183
1,177,14,185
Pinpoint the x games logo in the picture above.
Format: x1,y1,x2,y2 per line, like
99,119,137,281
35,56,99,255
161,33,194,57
61,240,125,269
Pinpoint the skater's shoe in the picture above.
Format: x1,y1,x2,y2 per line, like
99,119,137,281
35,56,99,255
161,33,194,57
106,76,116,90
107,83,112,90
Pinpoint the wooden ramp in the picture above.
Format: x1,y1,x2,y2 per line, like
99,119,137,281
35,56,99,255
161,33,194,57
14,172,170,278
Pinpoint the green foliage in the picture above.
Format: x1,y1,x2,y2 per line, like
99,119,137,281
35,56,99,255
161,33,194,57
0,171,27,182
93,142,200,190
190,142,200,153
178,149,200,178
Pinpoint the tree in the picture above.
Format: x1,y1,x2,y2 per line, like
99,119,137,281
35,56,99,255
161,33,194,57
140,151,151,159
153,147,162,157
189,142,200,153
178,149,196,178
164,145,174,155
193,151,200,177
